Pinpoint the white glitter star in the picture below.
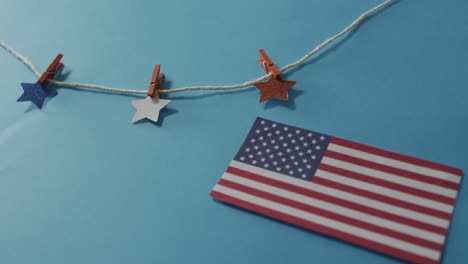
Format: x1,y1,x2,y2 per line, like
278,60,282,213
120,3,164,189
284,127,289,131
131,96,171,123
281,158,286,162
259,136,264,140
290,155,295,160
285,165,290,169
295,146,300,150
316,146,321,150
267,133,272,137
275,130,281,135
271,139,276,144
260,120,265,125
240,157,245,161
261,158,266,162
298,168,303,172
245,148,250,152
274,145,279,150
299,152,304,156
312,140,317,144
251,139,256,143
272,123,277,128
276,167,282,171
257,151,263,155
295,130,301,134
279,136,284,140
302,159,307,163
287,133,292,138
320,136,325,140
286,149,291,153
278,152,283,156
264,127,269,131
256,129,261,134
269,154,274,159
300,137,304,141
307,133,313,137
262,142,267,146
294,161,299,166
266,149,271,153
306,165,312,169
303,143,309,147
312,155,316,160
249,154,254,158
264,163,269,168
289,171,294,175
291,139,296,144
252,160,257,164
273,161,278,165
301,174,307,178
254,145,259,150
307,149,312,154
283,143,288,147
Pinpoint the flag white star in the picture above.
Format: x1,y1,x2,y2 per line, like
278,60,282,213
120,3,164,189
131,95,170,123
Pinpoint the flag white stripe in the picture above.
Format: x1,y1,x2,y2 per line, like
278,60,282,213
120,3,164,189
321,157,457,199
222,172,445,243
230,161,450,228
315,170,453,213
328,143,460,184
213,184,440,261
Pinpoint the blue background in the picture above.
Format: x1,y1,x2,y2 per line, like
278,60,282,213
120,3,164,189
0,0,467,263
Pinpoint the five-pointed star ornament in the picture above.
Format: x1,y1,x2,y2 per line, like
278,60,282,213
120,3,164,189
17,82,57,108
254,77,296,103
131,94,171,123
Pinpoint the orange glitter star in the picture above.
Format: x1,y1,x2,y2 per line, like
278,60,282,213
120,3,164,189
254,77,296,103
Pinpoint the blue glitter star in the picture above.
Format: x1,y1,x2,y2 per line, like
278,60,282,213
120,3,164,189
17,82,57,109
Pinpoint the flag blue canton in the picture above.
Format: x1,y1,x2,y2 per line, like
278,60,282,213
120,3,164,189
234,117,331,181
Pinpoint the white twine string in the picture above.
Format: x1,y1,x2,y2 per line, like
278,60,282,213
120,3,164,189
1,0,394,95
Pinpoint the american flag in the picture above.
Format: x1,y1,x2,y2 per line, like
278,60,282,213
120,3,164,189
210,117,463,264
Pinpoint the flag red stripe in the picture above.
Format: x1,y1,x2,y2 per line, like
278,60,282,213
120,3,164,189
319,163,456,205
312,176,452,220
325,150,460,191
226,166,448,234
210,190,438,264
330,137,463,176
218,179,443,251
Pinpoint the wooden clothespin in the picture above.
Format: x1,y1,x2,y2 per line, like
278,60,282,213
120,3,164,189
258,49,281,79
147,64,165,97
38,54,64,85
